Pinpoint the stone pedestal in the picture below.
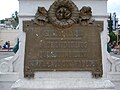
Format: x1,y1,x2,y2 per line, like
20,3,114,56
11,72,115,90
11,78,115,90
11,0,115,90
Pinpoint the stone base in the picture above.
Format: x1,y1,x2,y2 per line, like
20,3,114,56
0,73,19,90
108,72,120,81
0,73,19,81
11,78,115,90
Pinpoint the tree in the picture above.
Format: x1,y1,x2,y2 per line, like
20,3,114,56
11,11,19,29
13,38,19,53
108,13,117,43
14,11,19,24
0,19,5,24
109,31,117,42
108,13,113,33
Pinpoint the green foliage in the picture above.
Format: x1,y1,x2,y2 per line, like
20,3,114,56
109,31,117,42
11,11,19,29
13,38,19,53
14,11,19,24
107,13,117,43
107,43,111,53
108,13,113,33
0,19,5,24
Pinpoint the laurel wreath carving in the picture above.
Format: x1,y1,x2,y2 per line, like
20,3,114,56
48,0,79,29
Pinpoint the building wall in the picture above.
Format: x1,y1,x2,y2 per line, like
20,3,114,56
0,30,19,47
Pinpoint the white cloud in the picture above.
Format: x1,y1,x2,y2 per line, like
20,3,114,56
0,0,19,20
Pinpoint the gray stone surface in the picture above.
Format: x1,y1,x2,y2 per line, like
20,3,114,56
11,78,115,90
110,52,120,58
113,82,120,90
0,81,15,90
0,52,15,60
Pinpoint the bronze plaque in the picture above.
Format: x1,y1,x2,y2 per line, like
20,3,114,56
23,22,103,78
23,0,103,78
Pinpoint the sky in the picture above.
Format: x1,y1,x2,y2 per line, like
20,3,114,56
107,0,120,23
0,0,19,20
0,0,120,22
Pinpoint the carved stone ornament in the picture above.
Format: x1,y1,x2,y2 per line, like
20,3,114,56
33,7,48,25
79,6,94,25
48,0,79,29
33,1,93,28
80,6,92,20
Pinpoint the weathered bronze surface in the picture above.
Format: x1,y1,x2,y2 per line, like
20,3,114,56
23,0,103,78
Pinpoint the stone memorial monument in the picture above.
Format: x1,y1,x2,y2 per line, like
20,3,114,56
11,0,115,90
23,0,103,78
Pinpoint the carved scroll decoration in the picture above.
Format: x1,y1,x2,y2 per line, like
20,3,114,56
33,2,93,28
33,7,48,25
79,6,94,25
